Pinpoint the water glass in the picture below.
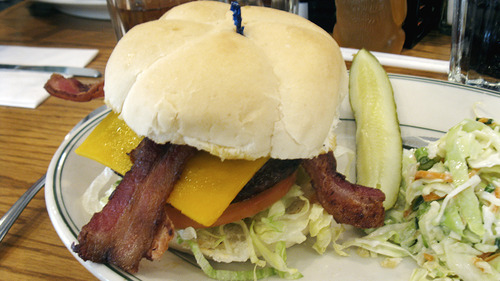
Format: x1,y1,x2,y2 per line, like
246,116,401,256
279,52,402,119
449,0,500,91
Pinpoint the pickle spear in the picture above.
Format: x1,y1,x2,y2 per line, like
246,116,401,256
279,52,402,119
349,49,402,210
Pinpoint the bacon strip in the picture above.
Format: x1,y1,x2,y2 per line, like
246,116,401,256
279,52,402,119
72,139,196,273
44,73,104,102
303,152,385,228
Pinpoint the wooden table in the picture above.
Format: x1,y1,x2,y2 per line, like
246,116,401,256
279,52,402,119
0,2,451,280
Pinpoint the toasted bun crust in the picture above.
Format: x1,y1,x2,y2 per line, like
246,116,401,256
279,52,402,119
104,1,347,160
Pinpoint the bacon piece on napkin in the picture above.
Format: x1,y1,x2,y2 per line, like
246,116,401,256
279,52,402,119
303,152,385,228
44,73,104,101
72,139,196,273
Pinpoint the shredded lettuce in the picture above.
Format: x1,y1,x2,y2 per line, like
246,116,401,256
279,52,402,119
81,167,119,215
179,184,337,280
181,238,277,280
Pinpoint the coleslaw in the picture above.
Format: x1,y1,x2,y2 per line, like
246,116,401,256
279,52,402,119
340,118,500,281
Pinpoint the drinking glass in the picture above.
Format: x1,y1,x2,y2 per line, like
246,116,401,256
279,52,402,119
106,0,195,40
449,0,499,91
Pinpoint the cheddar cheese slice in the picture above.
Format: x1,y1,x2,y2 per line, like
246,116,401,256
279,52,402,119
75,111,143,175
167,152,268,226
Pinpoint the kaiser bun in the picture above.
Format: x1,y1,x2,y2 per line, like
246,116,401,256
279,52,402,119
104,1,347,160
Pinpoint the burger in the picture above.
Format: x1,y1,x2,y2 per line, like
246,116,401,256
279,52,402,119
60,1,385,279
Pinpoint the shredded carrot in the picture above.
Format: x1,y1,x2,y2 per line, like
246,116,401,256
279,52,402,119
492,205,499,213
477,117,497,127
473,257,490,273
477,252,489,260
404,209,412,217
423,253,434,261
495,187,500,199
423,192,446,202
469,169,479,177
478,252,500,262
415,170,453,182
485,253,500,262
477,117,491,124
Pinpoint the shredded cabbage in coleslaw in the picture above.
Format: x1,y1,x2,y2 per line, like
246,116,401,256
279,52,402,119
340,118,500,281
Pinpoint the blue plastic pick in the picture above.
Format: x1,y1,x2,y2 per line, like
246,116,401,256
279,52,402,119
230,2,244,35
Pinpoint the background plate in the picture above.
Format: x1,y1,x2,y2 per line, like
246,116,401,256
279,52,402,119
32,0,109,20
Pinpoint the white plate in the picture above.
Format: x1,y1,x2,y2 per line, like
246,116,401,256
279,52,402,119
32,0,109,20
46,75,500,281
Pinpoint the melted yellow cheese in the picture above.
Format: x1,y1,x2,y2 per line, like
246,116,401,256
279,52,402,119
75,111,143,175
167,152,268,226
76,111,268,227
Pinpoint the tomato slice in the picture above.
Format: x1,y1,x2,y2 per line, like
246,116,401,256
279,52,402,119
166,172,297,229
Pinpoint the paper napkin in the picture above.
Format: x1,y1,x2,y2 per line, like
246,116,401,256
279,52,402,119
0,45,99,108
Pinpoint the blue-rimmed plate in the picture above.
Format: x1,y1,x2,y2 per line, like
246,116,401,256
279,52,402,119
46,75,500,281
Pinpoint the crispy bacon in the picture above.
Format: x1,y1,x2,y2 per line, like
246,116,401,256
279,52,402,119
44,73,104,101
303,152,385,228
72,139,196,273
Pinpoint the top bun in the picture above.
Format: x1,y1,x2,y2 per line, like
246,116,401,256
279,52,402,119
104,1,347,160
